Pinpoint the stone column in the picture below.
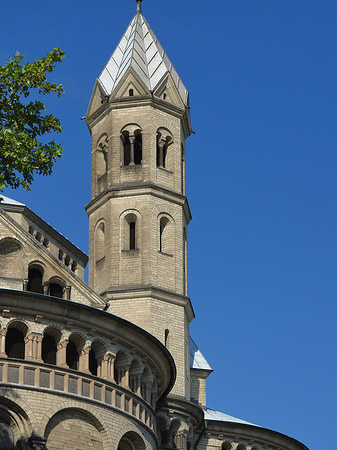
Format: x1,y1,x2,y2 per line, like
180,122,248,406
33,334,43,362
80,345,91,374
23,279,28,291
158,140,165,168
25,334,34,361
66,286,71,300
0,329,6,357
129,136,135,165
57,339,68,367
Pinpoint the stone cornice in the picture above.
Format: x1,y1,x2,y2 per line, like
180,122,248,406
86,95,191,140
85,183,192,224
102,286,195,323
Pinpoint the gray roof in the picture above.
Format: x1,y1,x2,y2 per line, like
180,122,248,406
0,195,25,207
98,11,189,105
190,336,212,371
205,408,259,427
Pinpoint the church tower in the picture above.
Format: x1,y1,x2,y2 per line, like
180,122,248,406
85,0,193,398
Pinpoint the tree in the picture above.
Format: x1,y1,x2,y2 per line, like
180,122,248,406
0,48,65,191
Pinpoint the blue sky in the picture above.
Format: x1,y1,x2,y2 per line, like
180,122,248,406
1,1,336,449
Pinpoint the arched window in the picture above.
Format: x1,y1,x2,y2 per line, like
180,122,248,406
5,322,28,359
42,334,57,365
27,265,43,294
95,221,105,262
159,216,173,255
121,124,142,166
129,222,136,250
58,249,63,261
129,88,134,96
157,128,173,169
66,340,79,370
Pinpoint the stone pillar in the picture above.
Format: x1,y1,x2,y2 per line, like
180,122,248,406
129,136,135,165
80,345,91,374
23,279,28,291
158,140,165,168
25,334,34,361
136,375,142,396
0,329,6,357
43,283,48,295
102,352,115,381
57,339,68,367
66,286,71,300
33,333,43,362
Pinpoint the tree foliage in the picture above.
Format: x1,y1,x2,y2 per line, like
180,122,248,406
0,49,65,191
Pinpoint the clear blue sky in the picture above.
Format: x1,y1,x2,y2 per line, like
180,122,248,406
1,1,336,449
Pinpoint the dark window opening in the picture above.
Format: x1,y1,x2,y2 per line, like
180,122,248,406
163,93,167,100
123,136,131,166
165,329,169,348
58,249,63,261
43,237,49,247
71,261,77,272
89,349,98,376
129,89,134,96
42,334,57,365
134,133,142,165
64,255,70,267
27,268,43,294
49,283,63,298
5,328,25,359
66,341,79,370
160,224,164,252
130,222,136,250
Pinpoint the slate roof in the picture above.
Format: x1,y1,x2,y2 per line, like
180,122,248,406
0,195,25,206
205,408,259,426
189,336,212,371
98,10,189,105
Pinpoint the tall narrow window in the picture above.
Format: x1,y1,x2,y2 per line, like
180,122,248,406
130,222,136,250
165,329,170,348
134,131,142,165
159,217,171,254
96,222,105,262
123,133,131,166
129,88,134,96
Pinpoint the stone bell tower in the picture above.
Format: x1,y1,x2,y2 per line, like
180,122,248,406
85,0,193,398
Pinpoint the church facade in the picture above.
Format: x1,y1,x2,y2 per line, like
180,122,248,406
0,2,309,449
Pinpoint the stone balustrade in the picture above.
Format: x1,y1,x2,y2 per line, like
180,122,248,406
0,357,155,431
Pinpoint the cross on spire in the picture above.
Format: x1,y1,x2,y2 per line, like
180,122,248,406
136,0,142,14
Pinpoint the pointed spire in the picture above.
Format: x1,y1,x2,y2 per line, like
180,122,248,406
136,0,142,14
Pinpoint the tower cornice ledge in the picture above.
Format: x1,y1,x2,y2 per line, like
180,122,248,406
102,286,195,323
86,95,191,139
85,184,192,223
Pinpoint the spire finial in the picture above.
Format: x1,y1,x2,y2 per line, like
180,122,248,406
136,0,142,13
